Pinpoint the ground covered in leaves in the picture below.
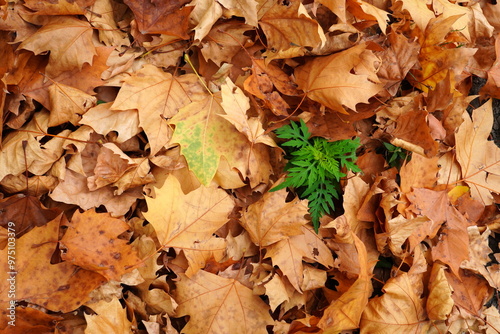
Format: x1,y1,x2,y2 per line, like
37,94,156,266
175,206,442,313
1,0,500,333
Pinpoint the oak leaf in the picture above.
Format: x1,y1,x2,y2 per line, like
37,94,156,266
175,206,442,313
456,100,500,205
174,270,274,334
143,175,233,249
0,216,106,312
59,209,141,281
19,16,96,77
294,44,383,114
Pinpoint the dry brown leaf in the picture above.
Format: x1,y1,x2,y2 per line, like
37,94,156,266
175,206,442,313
260,0,325,59
265,226,334,292
456,100,500,205
143,174,234,249
175,270,274,334
360,273,430,333
19,16,96,78
318,234,372,332
60,209,141,281
426,263,454,321
0,216,106,312
84,297,133,334
112,66,205,155
294,44,383,114
240,187,309,247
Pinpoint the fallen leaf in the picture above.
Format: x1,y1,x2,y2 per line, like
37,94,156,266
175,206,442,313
84,297,133,334
360,273,430,333
124,0,193,38
455,100,500,205
0,215,106,312
426,263,454,321
294,44,383,114
19,16,96,77
318,233,372,332
60,209,141,281
260,0,325,58
240,188,309,247
265,226,334,292
24,0,95,15
174,270,274,334
143,174,234,249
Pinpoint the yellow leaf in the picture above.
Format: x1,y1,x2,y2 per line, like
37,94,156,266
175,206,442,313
84,297,132,334
143,175,234,249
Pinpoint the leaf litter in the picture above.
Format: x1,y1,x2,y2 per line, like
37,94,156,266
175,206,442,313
1,0,500,333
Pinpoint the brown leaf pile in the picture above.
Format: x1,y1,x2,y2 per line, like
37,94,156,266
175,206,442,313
1,0,500,333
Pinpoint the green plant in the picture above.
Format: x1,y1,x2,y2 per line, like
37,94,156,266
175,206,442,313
380,142,411,169
270,119,361,232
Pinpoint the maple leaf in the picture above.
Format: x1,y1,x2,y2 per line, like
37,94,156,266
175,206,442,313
49,169,144,217
266,225,334,293
143,175,234,249
220,77,277,147
318,234,372,332
0,111,66,182
240,187,309,247
174,270,274,334
112,65,205,156
346,0,390,33
259,0,326,58
48,83,96,127
80,102,140,143
0,194,61,238
360,273,430,333
59,209,141,281
407,188,470,276
85,0,130,47
23,0,95,15
123,0,193,38
294,43,383,114
170,91,272,186
19,16,96,78
427,263,454,321
84,297,133,333
0,216,106,312
455,100,500,205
